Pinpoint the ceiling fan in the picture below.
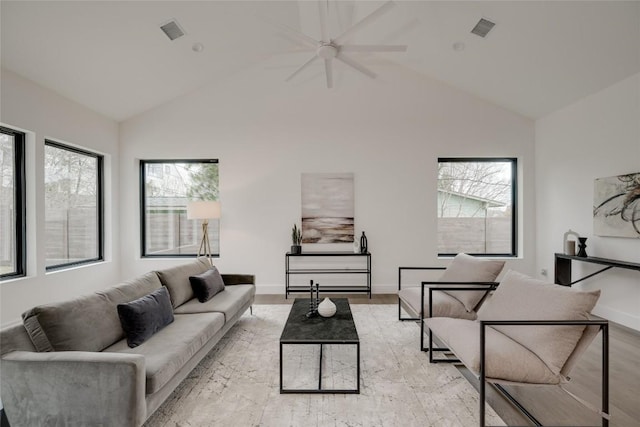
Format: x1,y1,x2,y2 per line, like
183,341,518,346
281,1,407,88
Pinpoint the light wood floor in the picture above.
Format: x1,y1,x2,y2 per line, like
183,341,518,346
255,294,640,427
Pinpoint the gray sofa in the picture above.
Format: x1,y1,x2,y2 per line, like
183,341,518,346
0,258,255,427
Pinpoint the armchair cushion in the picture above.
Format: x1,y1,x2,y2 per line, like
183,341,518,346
438,253,505,312
398,287,476,320
477,270,600,375
426,317,561,384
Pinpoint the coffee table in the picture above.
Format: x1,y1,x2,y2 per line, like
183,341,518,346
279,298,360,394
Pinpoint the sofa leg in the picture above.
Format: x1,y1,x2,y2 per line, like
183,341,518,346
250,305,253,315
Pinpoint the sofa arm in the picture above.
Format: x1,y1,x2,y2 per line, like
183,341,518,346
1,351,146,427
222,274,255,285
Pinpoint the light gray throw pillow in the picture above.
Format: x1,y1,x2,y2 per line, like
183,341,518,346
438,253,505,311
477,270,600,375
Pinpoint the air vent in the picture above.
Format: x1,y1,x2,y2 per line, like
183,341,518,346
471,18,495,38
160,19,185,41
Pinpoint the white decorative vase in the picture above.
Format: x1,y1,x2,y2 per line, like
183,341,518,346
353,241,360,253
318,298,337,318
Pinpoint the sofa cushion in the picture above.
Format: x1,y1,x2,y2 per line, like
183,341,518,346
100,272,163,305
438,253,505,312
398,287,477,320
156,257,211,308
477,270,600,375
117,287,174,348
21,272,162,352
426,317,561,384
104,312,225,394
174,284,255,321
190,267,225,302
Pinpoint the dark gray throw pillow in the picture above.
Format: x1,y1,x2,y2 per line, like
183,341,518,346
189,267,225,302
117,287,174,348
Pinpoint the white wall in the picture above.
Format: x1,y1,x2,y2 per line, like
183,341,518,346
0,69,120,325
536,73,640,330
119,62,536,293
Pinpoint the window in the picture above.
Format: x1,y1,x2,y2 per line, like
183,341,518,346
0,127,26,279
44,141,103,269
437,158,517,256
140,160,219,257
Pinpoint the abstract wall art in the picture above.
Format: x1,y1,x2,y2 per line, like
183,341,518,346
301,173,354,243
593,172,640,238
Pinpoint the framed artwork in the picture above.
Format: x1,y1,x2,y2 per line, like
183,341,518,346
301,173,354,243
593,172,640,238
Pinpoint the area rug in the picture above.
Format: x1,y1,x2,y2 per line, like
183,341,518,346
144,304,504,427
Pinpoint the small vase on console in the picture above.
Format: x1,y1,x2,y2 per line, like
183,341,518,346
577,237,588,257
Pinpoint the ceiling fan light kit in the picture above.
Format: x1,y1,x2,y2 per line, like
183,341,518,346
283,1,408,89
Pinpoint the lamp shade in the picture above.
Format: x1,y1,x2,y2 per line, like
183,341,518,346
186,201,220,220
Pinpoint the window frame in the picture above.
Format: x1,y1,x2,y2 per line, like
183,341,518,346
44,140,104,271
139,159,220,259
0,126,26,280
437,157,518,258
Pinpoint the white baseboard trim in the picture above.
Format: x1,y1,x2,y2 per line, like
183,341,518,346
592,304,640,332
255,285,284,294
254,284,398,295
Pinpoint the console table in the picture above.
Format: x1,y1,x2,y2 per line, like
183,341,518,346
554,253,640,286
285,251,371,298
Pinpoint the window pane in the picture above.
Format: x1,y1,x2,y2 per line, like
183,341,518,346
142,161,219,257
45,142,102,268
0,133,16,276
437,159,515,255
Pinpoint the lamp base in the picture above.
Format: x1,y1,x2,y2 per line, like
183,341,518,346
197,220,213,266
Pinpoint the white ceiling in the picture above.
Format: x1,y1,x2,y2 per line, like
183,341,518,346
2,1,639,121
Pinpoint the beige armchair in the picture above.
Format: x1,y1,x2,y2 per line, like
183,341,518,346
425,270,608,427
397,253,505,351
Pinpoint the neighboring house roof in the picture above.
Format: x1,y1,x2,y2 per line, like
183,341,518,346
438,189,505,208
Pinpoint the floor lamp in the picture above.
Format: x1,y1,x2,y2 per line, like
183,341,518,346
186,200,220,266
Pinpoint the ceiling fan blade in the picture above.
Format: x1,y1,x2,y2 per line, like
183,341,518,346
336,53,376,79
266,19,319,49
324,58,333,89
285,54,320,82
334,1,395,45
318,0,329,43
340,44,407,52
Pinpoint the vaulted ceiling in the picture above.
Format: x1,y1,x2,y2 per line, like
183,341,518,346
2,1,639,121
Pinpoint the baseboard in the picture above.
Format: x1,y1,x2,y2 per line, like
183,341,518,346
255,285,284,294
592,304,640,332
254,284,398,295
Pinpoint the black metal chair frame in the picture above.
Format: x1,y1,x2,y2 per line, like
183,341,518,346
422,283,497,361
427,315,610,427
398,266,446,321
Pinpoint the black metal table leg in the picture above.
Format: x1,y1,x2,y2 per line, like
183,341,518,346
318,344,323,390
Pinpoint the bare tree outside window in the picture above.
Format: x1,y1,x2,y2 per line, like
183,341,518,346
437,158,516,256
141,160,219,257
45,141,103,269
